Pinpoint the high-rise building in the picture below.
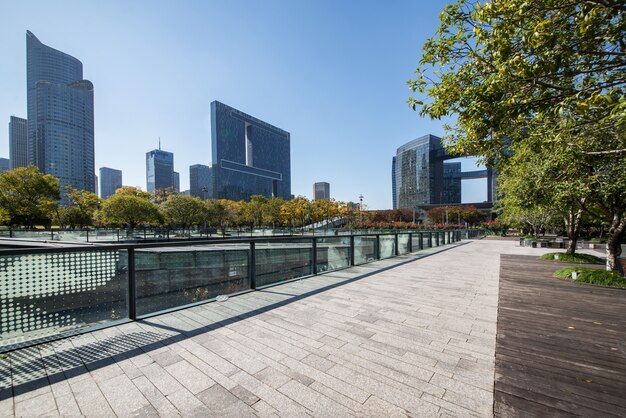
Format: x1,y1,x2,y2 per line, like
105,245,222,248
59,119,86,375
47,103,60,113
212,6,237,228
146,148,174,193
392,134,494,210
190,164,212,199
313,182,330,200
211,101,291,201
0,158,9,174
9,116,28,169
26,31,95,200
442,162,462,204
99,167,122,199
172,171,180,193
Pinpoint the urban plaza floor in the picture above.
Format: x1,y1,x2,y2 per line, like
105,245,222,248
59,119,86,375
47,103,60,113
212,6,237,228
1,239,625,417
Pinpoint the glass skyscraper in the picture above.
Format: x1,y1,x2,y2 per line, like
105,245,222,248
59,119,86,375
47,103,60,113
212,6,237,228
392,134,494,209
313,182,330,200
211,101,291,201
190,164,212,199
146,149,175,193
26,31,95,199
99,167,122,199
9,116,28,169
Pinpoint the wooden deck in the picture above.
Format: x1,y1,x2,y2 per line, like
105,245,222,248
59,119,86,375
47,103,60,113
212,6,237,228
495,255,626,417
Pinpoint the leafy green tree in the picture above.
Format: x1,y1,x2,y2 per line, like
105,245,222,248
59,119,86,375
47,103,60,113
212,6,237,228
97,187,160,228
411,0,626,269
0,166,60,228
409,0,626,163
160,194,205,233
63,188,102,228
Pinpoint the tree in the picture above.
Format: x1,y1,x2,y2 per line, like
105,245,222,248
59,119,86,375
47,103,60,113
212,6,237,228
0,166,60,228
152,187,177,204
263,197,285,228
312,199,341,226
160,194,205,233
97,188,160,228
409,0,626,163
281,197,311,227
63,187,102,228
411,0,626,269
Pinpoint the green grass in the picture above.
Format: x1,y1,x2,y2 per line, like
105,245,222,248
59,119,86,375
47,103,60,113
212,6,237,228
540,252,605,264
554,267,626,288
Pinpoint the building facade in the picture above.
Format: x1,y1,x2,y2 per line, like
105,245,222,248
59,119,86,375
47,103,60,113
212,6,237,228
442,162,462,204
26,31,95,199
189,164,212,199
211,101,291,201
313,182,330,200
99,167,122,199
0,158,9,174
146,149,174,193
392,134,495,211
9,116,28,169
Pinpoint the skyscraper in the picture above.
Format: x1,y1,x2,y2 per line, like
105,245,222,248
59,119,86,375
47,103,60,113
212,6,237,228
9,116,28,169
0,158,9,174
211,101,291,201
99,167,122,199
26,31,95,199
313,182,330,200
172,171,180,193
146,149,174,193
189,164,212,199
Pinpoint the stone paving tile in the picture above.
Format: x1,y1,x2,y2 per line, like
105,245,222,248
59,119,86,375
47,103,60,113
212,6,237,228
2,240,539,417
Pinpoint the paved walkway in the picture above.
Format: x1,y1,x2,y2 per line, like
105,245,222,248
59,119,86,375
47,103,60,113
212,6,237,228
0,240,569,417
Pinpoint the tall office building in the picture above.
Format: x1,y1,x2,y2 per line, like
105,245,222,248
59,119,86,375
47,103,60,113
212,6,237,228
146,148,175,193
26,31,95,199
211,101,291,201
313,182,330,200
9,116,28,169
99,167,122,199
442,162,462,204
190,164,212,199
0,158,9,174
392,134,494,209
172,171,180,193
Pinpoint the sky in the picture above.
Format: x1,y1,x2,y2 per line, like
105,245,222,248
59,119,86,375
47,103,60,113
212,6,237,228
0,0,486,210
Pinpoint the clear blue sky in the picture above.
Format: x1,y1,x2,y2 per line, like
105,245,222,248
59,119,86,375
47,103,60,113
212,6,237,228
0,0,486,209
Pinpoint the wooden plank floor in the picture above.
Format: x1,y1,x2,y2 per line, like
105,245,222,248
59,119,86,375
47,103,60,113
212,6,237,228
495,255,626,417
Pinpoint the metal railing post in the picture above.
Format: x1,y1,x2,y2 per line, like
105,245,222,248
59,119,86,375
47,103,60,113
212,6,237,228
312,237,318,275
375,235,380,259
249,241,257,290
86,229,89,242
394,233,399,256
350,235,355,266
419,232,424,250
128,248,137,320
51,229,54,240
408,233,413,253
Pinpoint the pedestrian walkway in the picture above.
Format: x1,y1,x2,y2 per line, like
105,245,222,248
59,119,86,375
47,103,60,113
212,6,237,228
0,240,612,417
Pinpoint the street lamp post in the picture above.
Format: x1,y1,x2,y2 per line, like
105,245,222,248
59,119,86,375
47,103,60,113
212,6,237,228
359,194,364,223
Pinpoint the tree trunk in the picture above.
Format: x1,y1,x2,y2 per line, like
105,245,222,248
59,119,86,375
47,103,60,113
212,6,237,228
564,207,583,255
605,215,626,271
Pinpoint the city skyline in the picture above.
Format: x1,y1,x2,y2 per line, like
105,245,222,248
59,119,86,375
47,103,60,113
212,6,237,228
0,1,486,209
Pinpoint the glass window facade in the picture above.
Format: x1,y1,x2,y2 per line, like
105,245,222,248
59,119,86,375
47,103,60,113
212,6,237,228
211,101,291,201
26,31,95,201
99,167,122,199
313,182,330,200
146,149,174,193
9,116,28,169
189,164,212,199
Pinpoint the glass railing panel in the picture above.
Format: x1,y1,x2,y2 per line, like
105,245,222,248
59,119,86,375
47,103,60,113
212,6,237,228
354,236,377,265
398,234,410,254
135,244,249,316
411,234,421,252
255,240,313,287
316,237,350,273
379,235,396,259
0,249,128,350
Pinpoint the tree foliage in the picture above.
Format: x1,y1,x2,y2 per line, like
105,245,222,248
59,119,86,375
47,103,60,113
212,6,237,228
409,0,626,163
0,166,60,228
160,194,205,232
97,187,160,228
